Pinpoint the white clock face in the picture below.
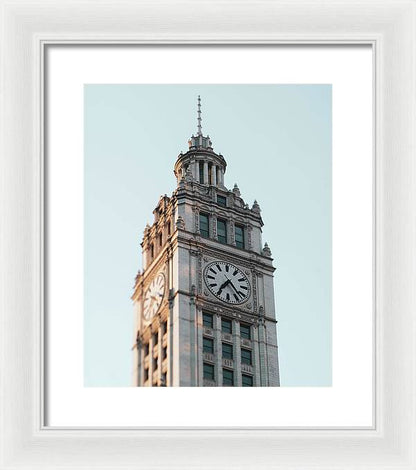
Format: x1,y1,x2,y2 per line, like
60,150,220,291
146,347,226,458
204,261,251,304
143,273,165,321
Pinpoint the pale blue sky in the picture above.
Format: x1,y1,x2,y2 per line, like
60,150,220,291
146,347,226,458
84,84,332,387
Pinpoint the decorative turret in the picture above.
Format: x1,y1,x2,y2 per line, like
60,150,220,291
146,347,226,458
174,96,227,187
252,200,261,213
262,242,272,257
232,183,241,197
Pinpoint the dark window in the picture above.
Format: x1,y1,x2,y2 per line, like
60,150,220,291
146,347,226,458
235,224,245,249
159,233,163,246
240,323,251,340
203,337,214,354
222,343,233,359
200,213,209,238
242,374,253,387
144,368,149,382
203,312,213,328
223,369,234,386
162,346,167,360
167,221,171,235
150,243,154,258
222,318,232,334
241,348,252,365
153,332,159,345
203,363,215,381
217,195,227,207
161,372,167,386
217,219,227,244
199,162,204,183
162,321,167,335
144,343,149,356
152,356,158,370
208,164,212,184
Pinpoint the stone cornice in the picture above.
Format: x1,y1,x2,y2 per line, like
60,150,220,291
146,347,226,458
175,148,227,168
175,231,275,272
175,188,263,226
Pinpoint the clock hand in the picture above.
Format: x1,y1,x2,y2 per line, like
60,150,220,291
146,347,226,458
217,279,230,296
227,278,244,297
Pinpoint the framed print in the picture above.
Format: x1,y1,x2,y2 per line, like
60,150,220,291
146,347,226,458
1,1,415,469
45,45,372,428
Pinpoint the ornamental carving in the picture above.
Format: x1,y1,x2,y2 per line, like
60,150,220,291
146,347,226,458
197,254,203,293
193,206,200,234
229,220,236,245
211,214,218,239
176,215,185,230
247,224,253,249
251,270,258,313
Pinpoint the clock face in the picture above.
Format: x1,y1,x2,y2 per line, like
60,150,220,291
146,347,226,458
143,273,165,321
204,261,251,304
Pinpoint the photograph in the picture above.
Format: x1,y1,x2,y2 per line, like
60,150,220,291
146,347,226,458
84,84,332,387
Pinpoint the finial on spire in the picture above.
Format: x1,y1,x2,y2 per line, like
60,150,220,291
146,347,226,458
197,95,202,136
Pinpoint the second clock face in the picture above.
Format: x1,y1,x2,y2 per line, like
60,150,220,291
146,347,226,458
143,273,165,321
204,261,251,304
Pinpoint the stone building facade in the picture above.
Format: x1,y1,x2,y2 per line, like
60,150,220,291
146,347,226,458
132,97,280,386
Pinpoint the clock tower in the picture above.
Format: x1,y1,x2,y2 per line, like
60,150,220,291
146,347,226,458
132,97,280,387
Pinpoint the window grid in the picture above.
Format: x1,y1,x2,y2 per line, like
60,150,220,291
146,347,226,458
222,318,232,334
199,162,204,183
217,195,227,207
203,337,214,354
242,374,253,387
203,312,214,328
203,363,215,381
222,342,233,359
235,224,245,249
240,323,251,340
200,213,209,238
217,219,227,244
223,368,234,386
241,348,252,365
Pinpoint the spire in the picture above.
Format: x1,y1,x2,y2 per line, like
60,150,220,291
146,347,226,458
188,95,213,150
197,95,202,136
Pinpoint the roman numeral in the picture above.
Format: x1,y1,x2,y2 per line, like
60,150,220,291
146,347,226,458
238,291,245,297
240,285,248,290
207,275,215,280
233,294,239,301
233,269,238,276
225,265,229,272
209,268,216,274
216,264,221,272
226,293,230,301
209,283,217,288
238,278,245,282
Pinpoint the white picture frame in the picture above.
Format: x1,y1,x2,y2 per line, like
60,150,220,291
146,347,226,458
1,0,415,468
